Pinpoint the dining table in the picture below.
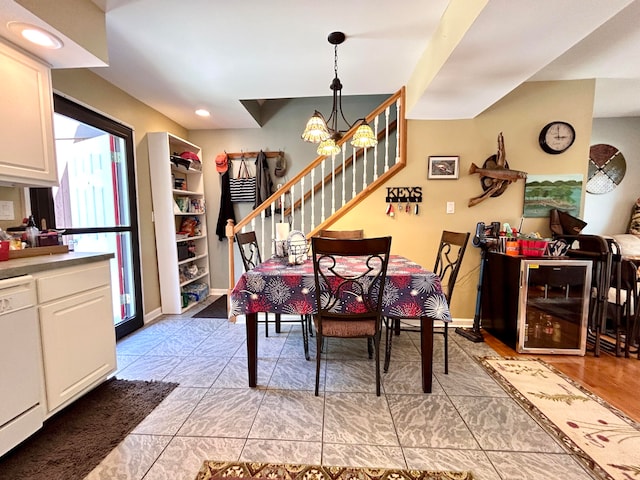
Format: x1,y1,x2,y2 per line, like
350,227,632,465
229,254,451,393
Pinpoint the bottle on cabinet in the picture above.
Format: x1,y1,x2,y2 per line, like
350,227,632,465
25,215,39,247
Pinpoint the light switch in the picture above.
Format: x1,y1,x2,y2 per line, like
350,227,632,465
446,201,455,214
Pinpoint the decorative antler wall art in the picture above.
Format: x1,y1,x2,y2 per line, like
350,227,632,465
468,132,527,207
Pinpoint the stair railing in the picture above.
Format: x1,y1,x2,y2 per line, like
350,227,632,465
226,87,406,292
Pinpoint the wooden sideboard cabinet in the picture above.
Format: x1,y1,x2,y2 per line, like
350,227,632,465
481,252,592,355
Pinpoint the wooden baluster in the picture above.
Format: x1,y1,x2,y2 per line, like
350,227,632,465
321,160,326,223
385,106,390,172
290,185,296,228
341,144,346,207
311,168,315,230
374,115,379,180
260,210,265,256
395,99,400,165
331,153,336,215
352,144,357,199
270,203,275,257
363,146,368,189
300,176,305,233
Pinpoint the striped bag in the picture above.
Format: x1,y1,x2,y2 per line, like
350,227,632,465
229,159,256,203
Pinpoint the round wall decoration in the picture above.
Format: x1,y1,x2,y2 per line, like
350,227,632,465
586,143,626,194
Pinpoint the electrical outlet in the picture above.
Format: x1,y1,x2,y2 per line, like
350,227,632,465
446,201,455,214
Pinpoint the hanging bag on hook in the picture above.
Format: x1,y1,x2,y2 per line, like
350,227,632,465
274,154,287,177
229,158,256,203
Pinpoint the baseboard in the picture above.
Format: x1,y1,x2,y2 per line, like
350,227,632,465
144,307,163,325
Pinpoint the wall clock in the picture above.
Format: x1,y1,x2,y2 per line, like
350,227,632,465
538,121,575,154
586,143,626,194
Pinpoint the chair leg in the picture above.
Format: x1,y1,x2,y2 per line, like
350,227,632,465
300,315,310,361
374,333,381,396
315,332,322,396
394,317,400,336
367,338,373,359
265,312,269,337
275,313,282,334
307,315,314,337
383,317,393,373
444,322,449,375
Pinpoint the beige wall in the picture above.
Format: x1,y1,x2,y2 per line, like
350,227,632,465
332,79,596,319
42,70,595,323
51,68,188,318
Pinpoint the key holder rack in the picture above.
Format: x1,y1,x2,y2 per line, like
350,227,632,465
385,187,422,203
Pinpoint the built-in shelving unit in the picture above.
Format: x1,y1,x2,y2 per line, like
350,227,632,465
148,132,210,314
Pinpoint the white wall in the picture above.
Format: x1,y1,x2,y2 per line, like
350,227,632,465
584,117,640,234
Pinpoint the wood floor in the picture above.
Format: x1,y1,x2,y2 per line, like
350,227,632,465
483,331,640,422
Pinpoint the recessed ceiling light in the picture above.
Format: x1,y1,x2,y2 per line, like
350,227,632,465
7,22,63,49
195,109,210,117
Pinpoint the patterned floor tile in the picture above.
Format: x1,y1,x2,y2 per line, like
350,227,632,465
249,390,324,441
485,451,594,480
323,392,397,445
387,394,479,449
177,387,265,437
143,436,245,480
83,434,171,480
450,396,565,453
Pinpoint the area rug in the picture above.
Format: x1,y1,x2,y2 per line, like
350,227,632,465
193,294,228,318
480,357,640,480
0,378,177,479
195,461,472,480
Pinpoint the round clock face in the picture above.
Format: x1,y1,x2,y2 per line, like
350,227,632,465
586,143,626,194
539,121,575,154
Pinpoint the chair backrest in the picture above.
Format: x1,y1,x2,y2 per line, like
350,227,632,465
433,231,470,304
317,229,364,239
235,231,262,271
311,236,392,326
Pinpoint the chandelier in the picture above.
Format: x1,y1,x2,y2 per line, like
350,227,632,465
301,32,378,156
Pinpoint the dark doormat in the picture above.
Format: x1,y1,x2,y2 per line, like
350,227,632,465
0,378,177,479
192,295,228,318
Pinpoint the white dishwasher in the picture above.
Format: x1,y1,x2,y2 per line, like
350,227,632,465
0,275,45,458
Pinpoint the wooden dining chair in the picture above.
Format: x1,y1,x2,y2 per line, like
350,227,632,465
384,230,470,374
311,236,392,396
317,229,364,239
235,231,310,360
607,256,639,357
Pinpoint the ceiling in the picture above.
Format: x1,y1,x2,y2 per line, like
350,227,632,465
4,0,640,130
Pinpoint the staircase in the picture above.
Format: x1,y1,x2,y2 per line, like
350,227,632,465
226,87,407,291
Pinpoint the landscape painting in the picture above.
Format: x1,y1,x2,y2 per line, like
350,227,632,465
523,174,583,218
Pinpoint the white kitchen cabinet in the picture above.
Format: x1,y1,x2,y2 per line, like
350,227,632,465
148,132,210,314
0,39,58,187
35,260,116,413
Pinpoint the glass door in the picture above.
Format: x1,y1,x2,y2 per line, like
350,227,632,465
31,94,143,339
517,259,592,355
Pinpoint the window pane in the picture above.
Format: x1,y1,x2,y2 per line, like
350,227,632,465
53,114,131,228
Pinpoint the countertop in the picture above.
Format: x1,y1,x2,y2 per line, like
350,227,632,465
0,252,114,280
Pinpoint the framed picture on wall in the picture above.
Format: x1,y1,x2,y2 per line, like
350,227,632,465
428,156,459,179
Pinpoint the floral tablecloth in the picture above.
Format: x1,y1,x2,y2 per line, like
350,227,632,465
230,255,451,321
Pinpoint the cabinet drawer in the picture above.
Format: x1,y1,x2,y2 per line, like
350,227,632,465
36,261,111,304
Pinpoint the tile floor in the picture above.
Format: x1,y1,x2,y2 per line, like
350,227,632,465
84,297,598,480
